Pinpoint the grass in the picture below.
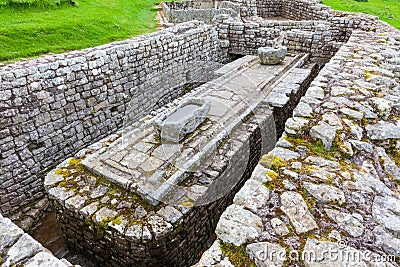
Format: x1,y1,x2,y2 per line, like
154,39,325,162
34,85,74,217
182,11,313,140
1,0,398,62
0,0,160,62
322,0,400,29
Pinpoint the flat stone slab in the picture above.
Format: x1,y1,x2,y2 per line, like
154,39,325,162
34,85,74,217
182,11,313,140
280,191,318,234
216,205,263,246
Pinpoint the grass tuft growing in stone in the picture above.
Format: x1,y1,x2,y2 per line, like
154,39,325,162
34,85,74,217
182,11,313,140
219,242,256,267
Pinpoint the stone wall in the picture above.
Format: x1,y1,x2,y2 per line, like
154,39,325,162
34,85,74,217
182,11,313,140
44,53,319,266
214,15,341,60
0,21,229,216
196,26,400,267
45,104,268,266
162,1,240,23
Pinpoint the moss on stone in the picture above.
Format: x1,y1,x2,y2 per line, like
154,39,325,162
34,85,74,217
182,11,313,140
181,198,194,208
219,242,256,267
260,154,287,173
266,169,279,180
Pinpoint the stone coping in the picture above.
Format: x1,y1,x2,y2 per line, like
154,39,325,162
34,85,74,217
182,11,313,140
195,28,400,266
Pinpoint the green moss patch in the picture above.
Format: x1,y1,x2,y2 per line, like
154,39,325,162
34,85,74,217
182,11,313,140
220,242,256,267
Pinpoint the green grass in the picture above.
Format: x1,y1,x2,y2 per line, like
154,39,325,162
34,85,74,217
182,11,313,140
0,0,160,62
322,0,400,29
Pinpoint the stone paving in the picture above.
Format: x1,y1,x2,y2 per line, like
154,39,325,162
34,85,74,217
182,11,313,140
195,29,400,266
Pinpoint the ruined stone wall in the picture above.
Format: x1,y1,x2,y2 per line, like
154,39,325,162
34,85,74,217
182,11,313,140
214,15,340,60
162,1,240,24
255,0,282,17
196,28,400,267
46,103,270,266
0,21,229,216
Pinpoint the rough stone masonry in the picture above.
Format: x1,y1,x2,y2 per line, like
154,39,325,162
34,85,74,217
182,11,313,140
196,9,400,267
0,0,400,266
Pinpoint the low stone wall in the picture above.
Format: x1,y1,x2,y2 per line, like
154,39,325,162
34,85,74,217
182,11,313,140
0,212,73,266
214,15,341,60
196,26,400,267
162,1,240,23
46,104,268,266
0,21,229,216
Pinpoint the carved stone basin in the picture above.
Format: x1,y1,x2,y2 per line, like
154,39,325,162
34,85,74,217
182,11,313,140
153,98,211,142
258,46,287,65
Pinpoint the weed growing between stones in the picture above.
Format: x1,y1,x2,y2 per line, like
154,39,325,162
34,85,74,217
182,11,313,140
219,242,256,267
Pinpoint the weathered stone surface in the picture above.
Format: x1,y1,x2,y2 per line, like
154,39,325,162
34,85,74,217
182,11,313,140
64,195,86,210
246,242,286,267
216,205,263,246
258,46,287,65
44,171,64,189
25,252,67,267
285,117,309,135
194,240,233,267
157,206,183,224
233,180,270,213
153,98,211,142
80,202,98,216
372,97,391,119
310,121,337,150
373,226,400,256
147,215,173,240
125,224,143,241
3,233,44,267
372,195,400,237
325,208,364,237
251,164,269,182
366,121,400,140
0,217,24,251
90,185,109,199
48,187,74,204
293,102,313,117
303,182,345,204
340,107,364,120
280,191,318,234
269,147,300,161
270,218,289,236
94,207,118,224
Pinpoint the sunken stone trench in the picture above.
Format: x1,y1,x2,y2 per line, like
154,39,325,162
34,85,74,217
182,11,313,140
1,0,400,266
